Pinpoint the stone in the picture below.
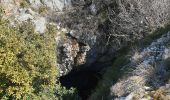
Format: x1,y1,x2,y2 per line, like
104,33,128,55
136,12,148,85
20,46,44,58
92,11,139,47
27,8,36,15
90,4,97,14
44,0,62,11
125,93,134,100
33,17,46,33
31,0,72,11
110,32,170,99
27,0,42,9
16,13,34,21
0,0,13,3
57,35,80,76
144,86,152,91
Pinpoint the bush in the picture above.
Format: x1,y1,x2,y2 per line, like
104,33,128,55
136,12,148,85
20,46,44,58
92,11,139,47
0,18,78,99
20,0,29,8
39,6,48,14
0,18,56,99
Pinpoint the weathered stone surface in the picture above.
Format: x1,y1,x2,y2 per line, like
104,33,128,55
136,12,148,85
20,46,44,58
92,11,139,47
28,0,72,11
110,32,170,99
56,32,90,76
15,10,34,21
27,0,42,8
14,8,47,33
58,0,170,74
33,17,46,33
0,0,19,17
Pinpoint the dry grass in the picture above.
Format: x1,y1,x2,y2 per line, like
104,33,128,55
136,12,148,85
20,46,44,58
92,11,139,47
110,76,145,97
148,88,169,100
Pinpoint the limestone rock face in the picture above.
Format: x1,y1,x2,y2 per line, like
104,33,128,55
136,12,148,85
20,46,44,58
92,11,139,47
50,0,170,77
56,0,170,75
27,0,42,8
15,8,33,21
13,8,46,33
56,33,90,76
27,0,72,11
1,0,49,33
33,17,46,34
0,0,19,16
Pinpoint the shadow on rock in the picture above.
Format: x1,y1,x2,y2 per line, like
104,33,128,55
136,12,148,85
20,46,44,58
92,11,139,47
59,69,101,100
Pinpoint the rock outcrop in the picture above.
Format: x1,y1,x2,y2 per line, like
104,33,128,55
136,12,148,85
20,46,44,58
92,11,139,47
111,32,170,99
2,0,170,77
56,0,170,75
28,0,72,11
56,32,90,75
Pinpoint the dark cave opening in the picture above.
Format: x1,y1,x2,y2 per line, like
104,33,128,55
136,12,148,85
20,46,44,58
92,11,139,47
59,65,101,100
59,58,115,100
58,41,117,100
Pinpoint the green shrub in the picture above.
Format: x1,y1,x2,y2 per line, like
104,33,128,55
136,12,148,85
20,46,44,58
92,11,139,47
0,18,56,99
0,18,78,99
0,5,4,14
142,25,170,47
20,0,29,8
39,6,48,14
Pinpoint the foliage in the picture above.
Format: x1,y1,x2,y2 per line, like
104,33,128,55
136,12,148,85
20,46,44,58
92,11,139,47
90,24,170,99
142,25,170,46
39,6,48,14
0,18,78,99
148,88,167,100
56,85,81,100
0,5,4,14
90,55,129,100
20,0,29,8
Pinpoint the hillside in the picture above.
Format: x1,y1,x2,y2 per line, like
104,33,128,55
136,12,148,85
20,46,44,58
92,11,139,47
0,0,170,100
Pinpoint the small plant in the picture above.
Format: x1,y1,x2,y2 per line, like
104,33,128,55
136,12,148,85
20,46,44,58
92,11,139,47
0,6,4,14
142,25,170,47
20,0,29,8
149,88,166,100
39,6,48,14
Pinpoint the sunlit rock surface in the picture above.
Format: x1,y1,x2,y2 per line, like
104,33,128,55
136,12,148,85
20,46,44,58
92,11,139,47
111,32,170,99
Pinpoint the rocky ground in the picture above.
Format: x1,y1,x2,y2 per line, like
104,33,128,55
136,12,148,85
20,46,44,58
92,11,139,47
111,32,170,100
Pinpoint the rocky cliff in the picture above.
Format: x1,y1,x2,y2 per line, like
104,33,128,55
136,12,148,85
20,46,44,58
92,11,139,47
1,0,170,100
56,0,170,76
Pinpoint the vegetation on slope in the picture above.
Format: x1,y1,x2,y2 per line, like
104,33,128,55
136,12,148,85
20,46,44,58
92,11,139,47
0,18,78,99
90,24,170,100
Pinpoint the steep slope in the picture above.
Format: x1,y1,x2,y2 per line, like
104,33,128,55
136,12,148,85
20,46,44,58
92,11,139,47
111,32,170,99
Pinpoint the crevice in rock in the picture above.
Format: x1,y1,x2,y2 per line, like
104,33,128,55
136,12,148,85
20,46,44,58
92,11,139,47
59,66,101,100
59,55,116,100
57,31,117,99
58,45,116,100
